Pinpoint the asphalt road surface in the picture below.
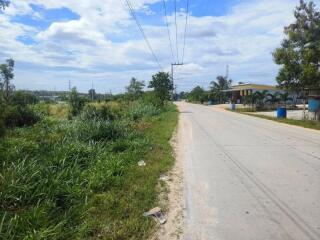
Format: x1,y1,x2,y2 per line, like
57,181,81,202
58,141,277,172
176,102,320,240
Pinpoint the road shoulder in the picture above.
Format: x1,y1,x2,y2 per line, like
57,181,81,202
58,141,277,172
151,119,185,240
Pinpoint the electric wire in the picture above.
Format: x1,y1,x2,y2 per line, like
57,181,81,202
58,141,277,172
162,0,175,62
174,0,179,63
182,0,189,64
124,0,163,70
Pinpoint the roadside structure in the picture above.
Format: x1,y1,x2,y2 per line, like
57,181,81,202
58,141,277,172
223,83,280,103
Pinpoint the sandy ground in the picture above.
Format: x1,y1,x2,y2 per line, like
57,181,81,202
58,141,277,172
151,123,185,240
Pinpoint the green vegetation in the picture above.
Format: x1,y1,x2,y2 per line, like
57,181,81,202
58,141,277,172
187,86,207,103
148,72,173,106
273,0,320,90
125,77,145,101
0,59,14,105
209,75,233,104
1,105,40,128
0,59,41,132
0,55,179,239
183,75,232,104
68,87,86,117
243,113,320,130
243,91,294,111
11,91,39,106
231,108,257,113
0,99,178,239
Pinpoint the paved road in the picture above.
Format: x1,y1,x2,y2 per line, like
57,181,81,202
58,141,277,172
176,102,320,240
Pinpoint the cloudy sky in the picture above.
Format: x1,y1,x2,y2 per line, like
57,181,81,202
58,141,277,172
0,0,319,93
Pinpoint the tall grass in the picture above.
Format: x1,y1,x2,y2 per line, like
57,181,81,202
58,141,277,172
0,100,178,239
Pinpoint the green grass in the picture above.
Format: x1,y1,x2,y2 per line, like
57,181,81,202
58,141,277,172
0,101,179,240
232,107,257,113
243,113,320,131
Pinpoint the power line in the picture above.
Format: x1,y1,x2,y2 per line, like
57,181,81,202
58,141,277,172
174,0,179,62
182,0,189,64
162,0,175,62
124,0,163,70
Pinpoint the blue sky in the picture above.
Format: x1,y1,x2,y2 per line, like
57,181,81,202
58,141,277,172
0,0,319,93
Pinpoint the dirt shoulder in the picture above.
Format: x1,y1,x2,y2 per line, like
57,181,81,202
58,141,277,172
151,120,185,240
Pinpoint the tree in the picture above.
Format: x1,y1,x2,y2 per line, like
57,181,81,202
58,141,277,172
11,91,39,106
266,92,281,108
148,72,173,106
69,87,85,117
273,0,320,90
210,75,232,103
125,77,145,100
0,0,10,10
243,94,256,107
188,86,207,103
179,91,188,100
278,92,293,108
0,59,15,105
253,90,269,108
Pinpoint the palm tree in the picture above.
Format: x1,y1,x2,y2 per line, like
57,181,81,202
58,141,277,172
253,90,269,109
278,92,293,108
266,92,280,109
210,76,232,103
243,94,255,107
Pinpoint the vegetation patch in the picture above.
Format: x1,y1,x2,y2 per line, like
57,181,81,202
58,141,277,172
231,107,257,113
0,102,178,240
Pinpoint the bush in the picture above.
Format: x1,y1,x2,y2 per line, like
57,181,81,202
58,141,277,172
69,88,85,117
127,100,160,120
80,105,117,121
142,91,163,107
0,118,5,137
2,105,40,128
11,91,39,106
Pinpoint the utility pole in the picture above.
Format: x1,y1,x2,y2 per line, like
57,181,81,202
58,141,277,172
171,63,183,87
91,80,94,101
226,64,229,80
68,80,71,92
171,62,184,100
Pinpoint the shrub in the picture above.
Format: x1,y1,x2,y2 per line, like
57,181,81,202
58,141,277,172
62,118,130,142
142,91,163,107
127,100,160,120
80,105,117,121
11,91,39,106
0,118,5,137
2,105,40,128
69,88,85,117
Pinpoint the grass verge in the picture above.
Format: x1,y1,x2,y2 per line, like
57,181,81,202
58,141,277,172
242,113,320,131
231,107,257,113
0,102,178,240
84,104,179,239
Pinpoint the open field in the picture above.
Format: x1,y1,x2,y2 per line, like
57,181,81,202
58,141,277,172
0,101,178,240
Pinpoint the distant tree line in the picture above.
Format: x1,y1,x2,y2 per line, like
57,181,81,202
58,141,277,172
178,75,232,104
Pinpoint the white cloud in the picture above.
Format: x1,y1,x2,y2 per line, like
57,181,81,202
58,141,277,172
1,0,320,92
